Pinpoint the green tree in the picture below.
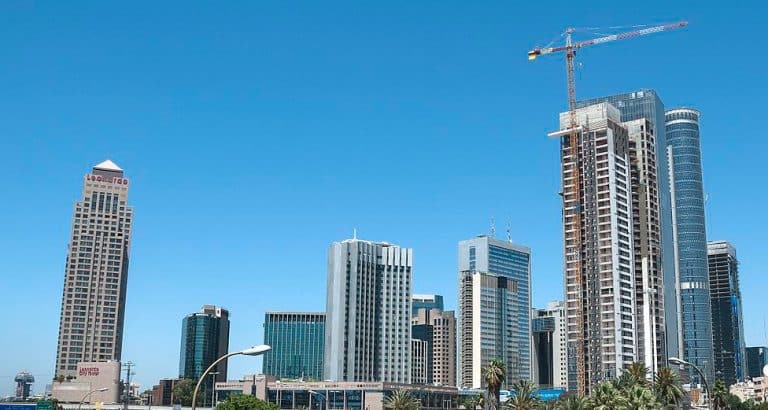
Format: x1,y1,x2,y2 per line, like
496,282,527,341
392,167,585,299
172,379,199,407
712,380,728,410
653,367,684,409
553,395,586,410
504,380,541,410
625,385,660,410
626,362,650,387
462,395,482,410
215,394,278,410
384,390,421,410
587,382,627,410
482,359,507,410
613,372,638,394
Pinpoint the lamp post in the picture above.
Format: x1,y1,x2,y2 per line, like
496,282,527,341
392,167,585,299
78,388,110,410
207,372,220,408
191,345,271,410
669,357,710,410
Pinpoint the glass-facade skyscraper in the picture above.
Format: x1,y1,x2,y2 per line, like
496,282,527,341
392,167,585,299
263,312,325,381
666,108,714,385
179,305,230,401
55,160,134,378
412,294,444,316
707,241,746,385
458,235,531,389
746,347,767,379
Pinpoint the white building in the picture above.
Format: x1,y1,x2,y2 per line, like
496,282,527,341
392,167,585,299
325,237,413,383
554,103,637,392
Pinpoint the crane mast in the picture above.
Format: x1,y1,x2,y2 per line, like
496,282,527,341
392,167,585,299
528,21,687,394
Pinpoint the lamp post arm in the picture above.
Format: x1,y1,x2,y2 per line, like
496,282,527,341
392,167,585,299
192,352,239,410
78,389,102,410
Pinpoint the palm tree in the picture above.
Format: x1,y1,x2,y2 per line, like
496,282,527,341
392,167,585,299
384,390,421,410
626,362,650,386
625,385,660,410
505,380,541,410
462,395,481,410
587,381,627,410
653,367,684,409
613,372,638,394
711,380,728,410
482,359,507,410
553,396,586,410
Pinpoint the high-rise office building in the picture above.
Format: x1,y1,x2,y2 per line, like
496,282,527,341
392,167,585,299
324,237,413,383
746,347,767,379
179,305,230,397
54,160,134,377
263,312,325,381
412,306,457,387
578,90,677,364
458,235,531,389
412,294,444,316
666,108,715,385
708,241,746,385
553,103,636,393
531,301,567,389
411,339,429,385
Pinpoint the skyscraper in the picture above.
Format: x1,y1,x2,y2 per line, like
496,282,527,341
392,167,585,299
708,241,746,385
54,160,134,377
412,294,444,316
412,305,457,387
578,90,677,364
553,103,636,392
263,312,325,381
458,235,531,389
666,108,715,385
324,237,413,383
531,301,567,389
179,305,230,397
746,347,767,379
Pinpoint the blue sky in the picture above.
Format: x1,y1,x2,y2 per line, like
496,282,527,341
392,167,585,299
1,1,766,396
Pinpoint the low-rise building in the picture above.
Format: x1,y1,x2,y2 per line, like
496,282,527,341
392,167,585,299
51,362,120,404
730,377,767,403
151,378,181,406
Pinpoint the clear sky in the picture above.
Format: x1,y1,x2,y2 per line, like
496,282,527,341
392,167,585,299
1,0,766,396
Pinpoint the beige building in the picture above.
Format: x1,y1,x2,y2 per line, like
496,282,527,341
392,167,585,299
55,160,134,377
412,307,456,386
52,361,121,404
730,377,767,403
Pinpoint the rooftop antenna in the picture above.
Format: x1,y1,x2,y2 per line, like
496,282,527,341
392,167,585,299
353,228,358,240
490,217,496,238
506,220,512,242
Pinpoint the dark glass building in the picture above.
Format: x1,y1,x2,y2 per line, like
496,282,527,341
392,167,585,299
412,294,444,316
708,241,746,385
746,347,767,379
263,312,325,381
666,108,714,385
179,305,230,404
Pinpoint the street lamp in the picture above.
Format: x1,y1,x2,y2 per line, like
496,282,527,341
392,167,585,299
191,345,271,410
669,357,711,410
78,388,110,410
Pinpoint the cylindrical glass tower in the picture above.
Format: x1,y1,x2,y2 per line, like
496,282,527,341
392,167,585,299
665,108,714,386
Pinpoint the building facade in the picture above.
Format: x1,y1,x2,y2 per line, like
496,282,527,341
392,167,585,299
54,160,134,377
531,301,567,389
746,347,767,379
263,312,325,381
412,294,444,316
51,361,121,404
554,103,636,393
412,339,430,385
150,378,181,406
708,241,746,385
458,235,531,389
179,305,230,397
413,306,457,387
666,108,715,385
578,90,677,364
325,238,413,383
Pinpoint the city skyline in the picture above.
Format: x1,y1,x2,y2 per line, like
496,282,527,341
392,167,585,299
1,1,767,397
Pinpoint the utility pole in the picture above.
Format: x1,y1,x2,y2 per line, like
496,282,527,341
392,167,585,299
123,361,135,410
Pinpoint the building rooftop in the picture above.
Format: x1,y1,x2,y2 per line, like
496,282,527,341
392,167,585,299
93,159,123,172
